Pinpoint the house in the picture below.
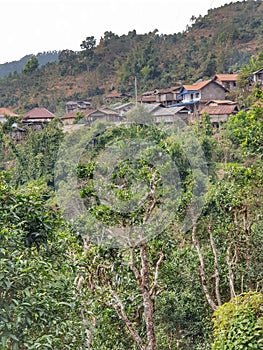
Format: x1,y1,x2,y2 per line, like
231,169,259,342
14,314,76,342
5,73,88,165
105,91,132,103
113,102,136,116
154,87,181,106
213,73,238,91
126,103,192,124
85,108,122,124
172,79,228,112
152,105,192,124
138,86,181,106
252,68,263,86
0,108,18,123
138,90,157,104
22,107,55,128
9,123,27,142
199,100,239,127
60,111,78,125
65,100,91,113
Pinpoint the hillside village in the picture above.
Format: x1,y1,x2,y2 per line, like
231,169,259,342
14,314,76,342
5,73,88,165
1,2,263,349
1,68,263,140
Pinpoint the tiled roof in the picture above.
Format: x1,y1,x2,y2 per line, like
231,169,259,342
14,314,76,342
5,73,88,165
24,107,55,119
200,105,238,115
84,109,97,117
0,108,18,116
61,111,76,120
215,73,238,82
183,79,214,91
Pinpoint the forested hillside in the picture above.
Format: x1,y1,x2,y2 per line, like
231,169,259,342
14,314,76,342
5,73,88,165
1,0,263,113
0,51,60,78
0,2,263,348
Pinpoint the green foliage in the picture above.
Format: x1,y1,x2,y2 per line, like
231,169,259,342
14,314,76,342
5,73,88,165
22,56,39,74
226,105,263,157
0,173,85,349
9,119,64,186
212,292,263,350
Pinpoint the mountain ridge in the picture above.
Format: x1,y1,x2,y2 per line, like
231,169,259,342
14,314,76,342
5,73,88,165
0,0,262,113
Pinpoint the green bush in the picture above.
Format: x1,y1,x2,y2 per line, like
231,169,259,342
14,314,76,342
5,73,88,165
212,292,263,350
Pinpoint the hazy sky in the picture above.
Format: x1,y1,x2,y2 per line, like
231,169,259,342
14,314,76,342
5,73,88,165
1,0,240,64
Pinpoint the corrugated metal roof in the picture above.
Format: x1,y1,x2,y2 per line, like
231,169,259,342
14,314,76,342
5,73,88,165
138,103,162,113
200,105,237,115
153,106,189,116
206,100,237,105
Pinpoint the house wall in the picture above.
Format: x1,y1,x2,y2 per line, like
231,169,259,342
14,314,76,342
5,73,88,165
183,92,200,102
254,71,263,85
210,114,229,123
155,112,190,124
201,82,226,100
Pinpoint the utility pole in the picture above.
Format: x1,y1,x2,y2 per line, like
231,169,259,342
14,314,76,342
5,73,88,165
135,76,138,106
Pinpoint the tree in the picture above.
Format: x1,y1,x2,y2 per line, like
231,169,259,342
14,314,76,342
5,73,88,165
80,36,96,54
191,161,263,312
22,56,39,74
0,173,85,349
55,118,209,349
226,105,263,157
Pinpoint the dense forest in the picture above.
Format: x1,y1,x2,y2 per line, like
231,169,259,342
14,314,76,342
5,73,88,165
0,1,263,349
1,0,263,113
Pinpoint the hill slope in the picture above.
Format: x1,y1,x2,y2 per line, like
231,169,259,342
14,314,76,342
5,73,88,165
0,51,60,78
0,0,263,113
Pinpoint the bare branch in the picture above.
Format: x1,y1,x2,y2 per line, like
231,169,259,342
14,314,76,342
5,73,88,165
109,287,145,350
226,244,237,298
150,250,164,297
208,222,222,306
128,246,142,287
192,224,217,311
143,169,159,223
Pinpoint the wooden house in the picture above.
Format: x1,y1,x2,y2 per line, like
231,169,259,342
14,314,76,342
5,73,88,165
65,100,91,113
199,100,239,127
138,86,181,106
85,108,122,124
22,107,55,129
173,79,228,111
105,91,132,104
213,73,238,91
152,105,192,124
252,68,263,86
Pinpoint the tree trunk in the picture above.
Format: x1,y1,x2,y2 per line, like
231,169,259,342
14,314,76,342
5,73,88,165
140,241,157,350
